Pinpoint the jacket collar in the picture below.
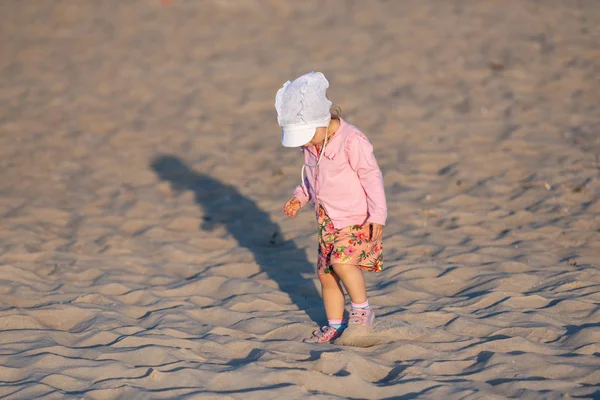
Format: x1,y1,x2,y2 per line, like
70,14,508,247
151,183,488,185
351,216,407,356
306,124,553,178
304,118,346,156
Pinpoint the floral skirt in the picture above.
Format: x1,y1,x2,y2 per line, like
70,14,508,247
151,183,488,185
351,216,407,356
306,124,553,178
317,204,383,275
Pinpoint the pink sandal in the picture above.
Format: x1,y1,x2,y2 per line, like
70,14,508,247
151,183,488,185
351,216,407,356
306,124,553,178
303,325,344,343
349,308,375,327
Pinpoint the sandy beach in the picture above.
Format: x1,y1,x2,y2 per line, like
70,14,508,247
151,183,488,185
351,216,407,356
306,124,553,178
1,0,599,398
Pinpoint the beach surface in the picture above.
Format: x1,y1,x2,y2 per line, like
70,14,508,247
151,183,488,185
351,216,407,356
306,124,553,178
1,0,599,398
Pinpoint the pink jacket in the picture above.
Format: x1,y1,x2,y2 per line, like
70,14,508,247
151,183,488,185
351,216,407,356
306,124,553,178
294,119,387,229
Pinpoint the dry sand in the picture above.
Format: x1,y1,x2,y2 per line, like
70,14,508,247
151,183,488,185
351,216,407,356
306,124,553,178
1,0,599,398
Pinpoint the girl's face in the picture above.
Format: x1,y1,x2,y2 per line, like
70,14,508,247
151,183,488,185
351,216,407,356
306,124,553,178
303,127,327,147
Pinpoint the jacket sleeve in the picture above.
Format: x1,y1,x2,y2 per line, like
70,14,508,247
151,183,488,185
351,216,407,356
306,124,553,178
293,181,311,207
293,147,312,207
345,132,387,225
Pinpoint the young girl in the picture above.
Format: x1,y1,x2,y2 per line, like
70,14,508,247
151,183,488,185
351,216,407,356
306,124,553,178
275,72,387,343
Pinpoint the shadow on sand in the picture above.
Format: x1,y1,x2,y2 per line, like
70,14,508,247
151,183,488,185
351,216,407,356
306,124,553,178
150,154,323,325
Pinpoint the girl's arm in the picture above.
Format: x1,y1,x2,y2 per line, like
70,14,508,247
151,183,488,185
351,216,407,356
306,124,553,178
346,132,387,226
293,147,312,207
293,182,311,207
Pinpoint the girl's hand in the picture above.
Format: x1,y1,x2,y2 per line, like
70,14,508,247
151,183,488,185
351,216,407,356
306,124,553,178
283,197,302,218
369,223,384,241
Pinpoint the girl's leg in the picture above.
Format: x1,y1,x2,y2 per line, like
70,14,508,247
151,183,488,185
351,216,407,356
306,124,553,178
319,270,345,321
303,271,347,343
330,263,367,304
331,264,374,327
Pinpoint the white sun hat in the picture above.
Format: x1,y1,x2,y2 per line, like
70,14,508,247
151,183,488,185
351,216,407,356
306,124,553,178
275,72,332,147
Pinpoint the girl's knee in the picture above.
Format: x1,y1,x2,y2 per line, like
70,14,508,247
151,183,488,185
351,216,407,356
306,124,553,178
319,271,339,286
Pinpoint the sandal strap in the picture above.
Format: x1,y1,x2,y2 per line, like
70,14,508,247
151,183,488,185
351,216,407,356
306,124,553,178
312,326,331,339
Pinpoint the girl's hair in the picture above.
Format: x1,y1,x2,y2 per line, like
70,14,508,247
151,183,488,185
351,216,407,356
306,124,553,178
330,105,342,120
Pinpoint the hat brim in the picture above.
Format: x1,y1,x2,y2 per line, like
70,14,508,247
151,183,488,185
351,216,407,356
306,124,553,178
281,117,331,147
281,124,318,147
